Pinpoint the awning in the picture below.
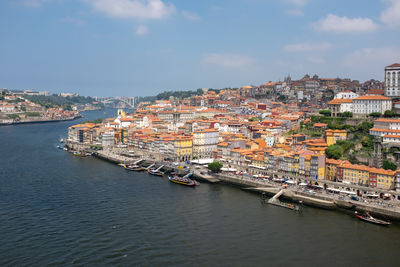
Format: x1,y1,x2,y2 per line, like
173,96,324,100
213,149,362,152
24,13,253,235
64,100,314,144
327,188,340,192
284,180,296,184
340,190,356,195
191,158,214,165
221,167,237,172
248,164,266,170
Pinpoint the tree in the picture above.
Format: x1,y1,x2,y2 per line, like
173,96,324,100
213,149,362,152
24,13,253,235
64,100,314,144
361,136,374,151
383,160,397,171
277,95,286,102
356,121,373,134
325,145,342,160
208,161,223,173
319,110,331,116
369,112,381,118
384,110,394,117
249,117,260,122
342,111,353,118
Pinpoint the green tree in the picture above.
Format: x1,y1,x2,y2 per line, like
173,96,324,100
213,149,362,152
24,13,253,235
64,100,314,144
384,110,394,117
361,136,374,151
26,112,41,117
325,145,342,160
369,112,381,118
277,95,286,102
83,118,104,124
356,121,373,134
383,160,397,171
342,111,353,118
208,161,223,173
319,110,331,116
249,117,260,122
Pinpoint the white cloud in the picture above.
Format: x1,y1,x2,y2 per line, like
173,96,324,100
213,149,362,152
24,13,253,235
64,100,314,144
312,14,379,33
84,0,176,19
284,42,333,52
182,10,200,21
203,53,255,68
285,9,303,16
136,24,148,36
343,47,400,69
381,0,400,28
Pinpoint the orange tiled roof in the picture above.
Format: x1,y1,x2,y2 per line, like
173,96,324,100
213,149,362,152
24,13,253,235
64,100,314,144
355,95,391,100
370,128,400,133
328,99,353,104
375,118,400,123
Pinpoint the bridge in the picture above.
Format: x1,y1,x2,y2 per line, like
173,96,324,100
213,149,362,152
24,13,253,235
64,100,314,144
96,96,136,109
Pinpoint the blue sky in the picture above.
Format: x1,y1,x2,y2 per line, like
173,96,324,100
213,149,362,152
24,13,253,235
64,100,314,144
0,0,400,96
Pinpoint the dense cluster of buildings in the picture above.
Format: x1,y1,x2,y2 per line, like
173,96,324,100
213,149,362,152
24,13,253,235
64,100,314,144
0,90,78,123
67,63,400,192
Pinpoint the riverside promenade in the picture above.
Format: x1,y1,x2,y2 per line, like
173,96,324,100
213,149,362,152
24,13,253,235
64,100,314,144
65,141,400,221
210,170,400,221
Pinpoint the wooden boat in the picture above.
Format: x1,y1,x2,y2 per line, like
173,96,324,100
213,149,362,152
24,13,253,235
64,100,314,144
267,199,301,211
123,164,145,171
169,173,198,187
148,169,164,176
73,151,83,157
355,212,391,226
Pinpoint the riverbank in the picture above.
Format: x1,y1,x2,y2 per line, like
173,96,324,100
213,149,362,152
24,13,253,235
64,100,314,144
0,115,82,126
66,142,400,222
214,172,400,221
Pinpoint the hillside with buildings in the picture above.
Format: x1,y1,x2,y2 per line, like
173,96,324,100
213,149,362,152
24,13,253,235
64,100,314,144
65,63,400,195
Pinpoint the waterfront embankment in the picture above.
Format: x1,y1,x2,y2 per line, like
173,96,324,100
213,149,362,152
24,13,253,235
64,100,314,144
67,142,400,221
0,115,81,126
214,172,400,221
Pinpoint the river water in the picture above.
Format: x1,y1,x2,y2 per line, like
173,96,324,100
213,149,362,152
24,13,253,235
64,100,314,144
1,109,400,266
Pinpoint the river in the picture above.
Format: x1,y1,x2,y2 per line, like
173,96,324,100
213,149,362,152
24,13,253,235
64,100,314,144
0,109,399,266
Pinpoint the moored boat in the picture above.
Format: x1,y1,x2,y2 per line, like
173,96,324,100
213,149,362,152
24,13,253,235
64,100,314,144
169,173,198,187
267,198,301,211
123,164,145,171
355,212,391,226
148,169,164,176
73,151,83,157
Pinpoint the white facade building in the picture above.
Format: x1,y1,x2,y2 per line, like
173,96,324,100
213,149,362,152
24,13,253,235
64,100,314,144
334,90,359,99
353,95,392,116
327,99,353,116
385,63,400,97
193,129,219,159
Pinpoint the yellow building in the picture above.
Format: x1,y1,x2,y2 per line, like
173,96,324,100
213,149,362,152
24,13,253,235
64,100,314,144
325,158,345,181
174,136,193,161
325,129,347,146
371,168,396,190
340,163,369,186
337,163,396,189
